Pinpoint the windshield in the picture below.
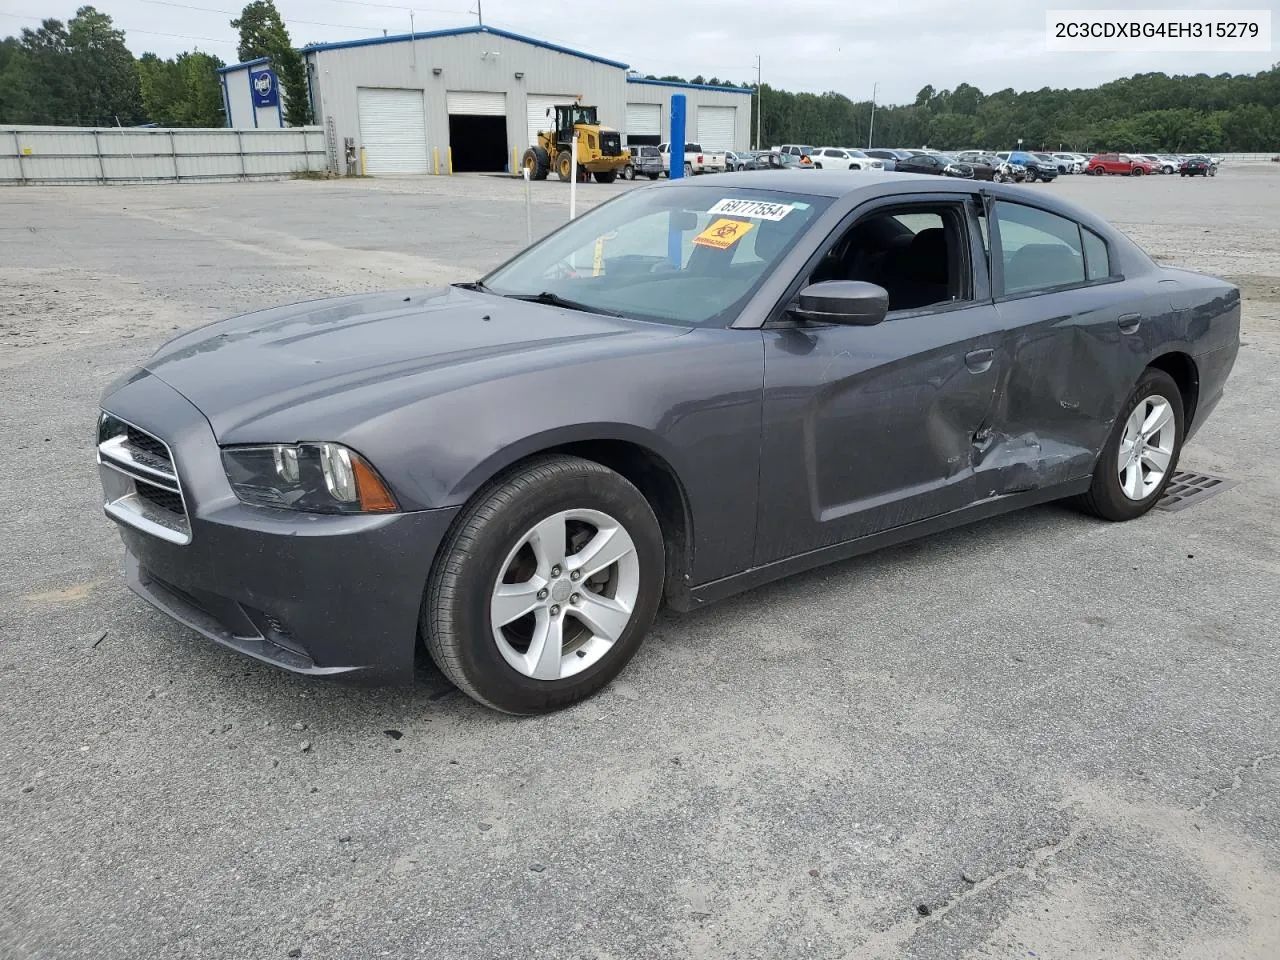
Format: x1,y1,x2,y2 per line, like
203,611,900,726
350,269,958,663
481,186,830,326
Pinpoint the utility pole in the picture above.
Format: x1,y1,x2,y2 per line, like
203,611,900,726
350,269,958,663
477,0,483,25
867,81,878,149
754,54,762,150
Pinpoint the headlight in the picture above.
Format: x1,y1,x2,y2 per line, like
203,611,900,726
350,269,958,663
221,443,398,514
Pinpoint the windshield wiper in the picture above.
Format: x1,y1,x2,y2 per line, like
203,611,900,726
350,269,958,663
502,291,623,317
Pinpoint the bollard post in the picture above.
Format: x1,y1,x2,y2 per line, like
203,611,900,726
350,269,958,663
433,146,439,175
669,94,687,180
523,166,532,245
569,133,579,220
448,147,453,175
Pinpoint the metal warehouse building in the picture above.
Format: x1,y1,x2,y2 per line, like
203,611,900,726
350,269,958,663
218,25,752,175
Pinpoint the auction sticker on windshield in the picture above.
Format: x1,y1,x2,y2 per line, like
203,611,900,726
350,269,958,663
693,218,756,250
708,198,794,221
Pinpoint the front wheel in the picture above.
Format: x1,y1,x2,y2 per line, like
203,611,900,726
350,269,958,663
647,172,660,180
1074,368,1184,521
620,165,634,181
424,455,665,714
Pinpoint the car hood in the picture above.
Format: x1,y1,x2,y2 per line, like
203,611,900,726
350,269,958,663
141,286,689,441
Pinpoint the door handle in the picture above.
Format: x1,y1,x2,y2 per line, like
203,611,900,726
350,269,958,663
1117,313,1143,334
964,348,995,373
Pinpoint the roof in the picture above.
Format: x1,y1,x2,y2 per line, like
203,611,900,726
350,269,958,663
627,77,753,96
216,56,270,75
297,25,628,68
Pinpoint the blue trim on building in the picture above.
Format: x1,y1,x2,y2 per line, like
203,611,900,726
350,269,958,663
626,77,753,95
297,24,628,69
217,55,269,75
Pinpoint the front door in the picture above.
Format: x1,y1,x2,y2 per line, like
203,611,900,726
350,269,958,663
755,197,1006,563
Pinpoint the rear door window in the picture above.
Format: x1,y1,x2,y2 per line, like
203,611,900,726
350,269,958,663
993,201,1086,295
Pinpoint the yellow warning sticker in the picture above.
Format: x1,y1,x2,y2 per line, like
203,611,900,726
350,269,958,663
692,218,755,250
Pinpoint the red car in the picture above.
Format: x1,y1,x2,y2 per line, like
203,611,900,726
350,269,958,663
1086,153,1155,176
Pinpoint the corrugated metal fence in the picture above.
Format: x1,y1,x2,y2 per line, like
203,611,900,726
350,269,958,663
1,126,328,185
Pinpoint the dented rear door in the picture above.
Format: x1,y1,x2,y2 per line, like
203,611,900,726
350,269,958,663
986,282,1153,496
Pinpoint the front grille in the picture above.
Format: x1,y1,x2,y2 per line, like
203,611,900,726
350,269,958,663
126,426,170,464
97,413,192,545
600,132,622,157
136,484,184,515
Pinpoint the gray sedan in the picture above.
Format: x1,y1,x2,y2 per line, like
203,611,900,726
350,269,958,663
97,173,1240,713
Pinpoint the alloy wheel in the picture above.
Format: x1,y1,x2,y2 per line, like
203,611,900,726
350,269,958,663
1117,395,1176,500
489,509,640,681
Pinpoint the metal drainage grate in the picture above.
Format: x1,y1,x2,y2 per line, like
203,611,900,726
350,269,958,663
1156,471,1238,513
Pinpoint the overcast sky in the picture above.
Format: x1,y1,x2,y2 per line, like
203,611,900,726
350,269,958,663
3,0,1275,103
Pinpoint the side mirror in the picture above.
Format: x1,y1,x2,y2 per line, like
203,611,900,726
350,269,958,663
790,281,889,326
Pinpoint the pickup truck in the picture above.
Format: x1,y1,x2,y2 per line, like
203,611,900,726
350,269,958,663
657,142,727,176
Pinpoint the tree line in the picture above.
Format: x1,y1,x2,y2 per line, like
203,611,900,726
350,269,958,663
0,2,309,128
2,4,1278,152
651,68,1280,153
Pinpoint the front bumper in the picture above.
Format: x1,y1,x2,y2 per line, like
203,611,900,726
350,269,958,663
100,372,460,680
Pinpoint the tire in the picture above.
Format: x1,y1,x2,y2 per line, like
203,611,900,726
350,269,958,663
647,173,660,180
1181,172,1187,177
1132,167,1144,176
424,455,665,714
594,170,617,183
556,151,573,182
1074,368,1184,522
620,165,634,181
1209,167,1216,177
1091,167,1104,176
683,161,693,177
522,146,550,181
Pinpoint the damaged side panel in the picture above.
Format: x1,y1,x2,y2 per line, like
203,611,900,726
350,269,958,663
984,279,1174,496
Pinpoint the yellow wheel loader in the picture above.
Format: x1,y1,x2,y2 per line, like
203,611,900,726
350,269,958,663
522,104,630,183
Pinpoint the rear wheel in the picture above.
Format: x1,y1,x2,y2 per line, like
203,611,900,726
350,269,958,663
1074,368,1183,521
647,172,660,180
424,455,665,714
1132,167,1144,176
683,161,693,177
522,146,550,181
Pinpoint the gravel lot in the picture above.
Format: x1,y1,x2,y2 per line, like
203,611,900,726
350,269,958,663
2,168,1278,960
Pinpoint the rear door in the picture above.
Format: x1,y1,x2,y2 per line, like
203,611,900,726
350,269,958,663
755,194,1006,562
981,197,1154,492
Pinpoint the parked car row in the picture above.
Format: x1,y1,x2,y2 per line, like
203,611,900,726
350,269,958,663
624,144,1222,182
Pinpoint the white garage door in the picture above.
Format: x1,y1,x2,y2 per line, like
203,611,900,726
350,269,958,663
625,102,661,137
357,87,427,174
526,94,574,148
446,90,506,116
696,106,736,151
